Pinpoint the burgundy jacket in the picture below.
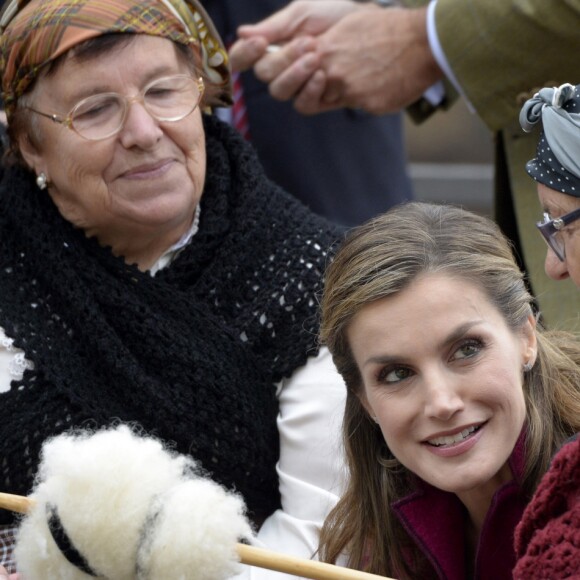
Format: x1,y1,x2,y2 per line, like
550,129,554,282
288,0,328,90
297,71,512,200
392,434,528,579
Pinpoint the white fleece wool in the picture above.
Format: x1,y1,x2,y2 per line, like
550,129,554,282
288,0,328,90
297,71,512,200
14,425,251,580
137,480,251,580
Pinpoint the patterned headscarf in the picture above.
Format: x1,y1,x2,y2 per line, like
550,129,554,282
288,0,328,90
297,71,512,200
519,83,580,198
0,0,233,121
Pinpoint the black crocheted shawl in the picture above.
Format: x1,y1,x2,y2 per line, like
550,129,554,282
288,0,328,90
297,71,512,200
0,114,340,524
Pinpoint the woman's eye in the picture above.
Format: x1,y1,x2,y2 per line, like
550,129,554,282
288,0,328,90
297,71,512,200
148,88,170,96
74,98,116,120
378,366,413,384
147,87,176,100
452,340,483,360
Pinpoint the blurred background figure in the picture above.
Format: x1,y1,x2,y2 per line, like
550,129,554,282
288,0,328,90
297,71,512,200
204,0,414,228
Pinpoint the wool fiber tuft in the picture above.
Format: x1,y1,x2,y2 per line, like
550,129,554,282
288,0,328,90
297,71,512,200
14,425,251,580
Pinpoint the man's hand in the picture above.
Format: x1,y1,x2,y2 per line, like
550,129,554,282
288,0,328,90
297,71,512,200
305,5,444,115
229,0,363,103
230,2,443,117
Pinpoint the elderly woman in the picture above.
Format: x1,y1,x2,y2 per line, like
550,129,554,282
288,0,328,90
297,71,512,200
0,0,346,576
317,202,580,578
520,82,580,288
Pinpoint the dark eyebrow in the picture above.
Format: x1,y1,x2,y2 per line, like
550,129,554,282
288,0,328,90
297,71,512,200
362,320,484,368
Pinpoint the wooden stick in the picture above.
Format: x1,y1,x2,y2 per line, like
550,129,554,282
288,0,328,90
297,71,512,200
237,544,392,580
0,492,29,514
0,492,393,580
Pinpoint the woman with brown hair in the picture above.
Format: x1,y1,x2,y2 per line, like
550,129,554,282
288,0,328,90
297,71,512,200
318,201,580,579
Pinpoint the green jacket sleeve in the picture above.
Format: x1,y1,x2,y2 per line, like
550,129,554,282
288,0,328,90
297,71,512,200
435,0,580,131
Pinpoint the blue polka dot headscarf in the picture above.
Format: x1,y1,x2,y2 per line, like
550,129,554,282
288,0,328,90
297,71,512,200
519,83,580,198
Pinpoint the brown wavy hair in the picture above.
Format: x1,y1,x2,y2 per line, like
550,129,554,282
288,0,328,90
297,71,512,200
318,202,580,577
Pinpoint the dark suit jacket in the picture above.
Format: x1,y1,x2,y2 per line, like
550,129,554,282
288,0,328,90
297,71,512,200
204,0,414,227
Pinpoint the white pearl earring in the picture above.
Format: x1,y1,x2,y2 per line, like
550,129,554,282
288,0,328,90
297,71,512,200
36,172,48,190
523,361,533,373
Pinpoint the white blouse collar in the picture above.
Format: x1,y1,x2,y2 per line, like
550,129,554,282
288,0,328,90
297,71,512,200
149,204,201,276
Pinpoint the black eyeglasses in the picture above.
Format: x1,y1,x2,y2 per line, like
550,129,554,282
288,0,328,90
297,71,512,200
536,208,580,261
25,74,205,141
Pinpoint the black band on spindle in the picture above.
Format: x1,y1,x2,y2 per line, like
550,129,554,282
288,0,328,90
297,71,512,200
46,504,100,577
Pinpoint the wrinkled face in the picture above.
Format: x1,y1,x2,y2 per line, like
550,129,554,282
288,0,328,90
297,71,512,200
537,183,580,287
17,35,206,248
347,273,536,500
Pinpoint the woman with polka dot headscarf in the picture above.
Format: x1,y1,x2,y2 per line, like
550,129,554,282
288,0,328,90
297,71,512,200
520,83,580,287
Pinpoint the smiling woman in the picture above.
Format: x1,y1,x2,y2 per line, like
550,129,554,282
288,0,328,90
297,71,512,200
0,0,347,577
16,35,208,269
318,202,580,579
347,273,532,503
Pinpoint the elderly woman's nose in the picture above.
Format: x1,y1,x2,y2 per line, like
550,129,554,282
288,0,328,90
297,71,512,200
118,101,163,149
544,248,570,281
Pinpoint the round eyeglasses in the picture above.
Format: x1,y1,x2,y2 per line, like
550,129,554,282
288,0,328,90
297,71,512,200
25,74,205,141
536,208,580,262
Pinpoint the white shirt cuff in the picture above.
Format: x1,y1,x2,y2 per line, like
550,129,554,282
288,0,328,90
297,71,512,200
426,0,475,112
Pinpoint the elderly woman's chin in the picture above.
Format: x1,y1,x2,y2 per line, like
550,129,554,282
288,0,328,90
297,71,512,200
18,34,207,267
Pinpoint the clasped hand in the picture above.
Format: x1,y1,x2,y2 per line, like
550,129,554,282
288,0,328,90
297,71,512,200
230,0,442,115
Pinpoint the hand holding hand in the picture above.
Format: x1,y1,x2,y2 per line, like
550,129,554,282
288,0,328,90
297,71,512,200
231,2,444,117
229,1,363,104
296,5,444,115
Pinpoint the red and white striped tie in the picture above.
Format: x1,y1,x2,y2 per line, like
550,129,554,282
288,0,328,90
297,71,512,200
231,70,251,140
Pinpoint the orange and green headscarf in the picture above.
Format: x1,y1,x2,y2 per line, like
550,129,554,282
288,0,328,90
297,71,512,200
0,0,232,121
